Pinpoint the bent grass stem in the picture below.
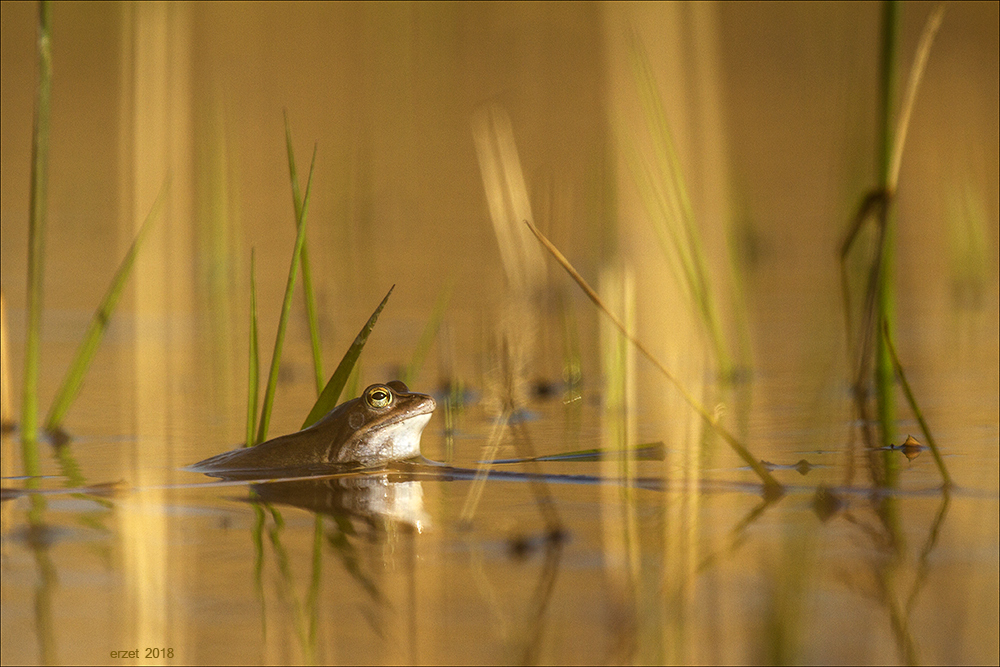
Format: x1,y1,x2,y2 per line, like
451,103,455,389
525,220,782,495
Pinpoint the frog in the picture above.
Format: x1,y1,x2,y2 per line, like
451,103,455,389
190,381,436,477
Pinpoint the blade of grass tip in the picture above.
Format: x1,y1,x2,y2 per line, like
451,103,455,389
888,3,945,195
284,111,324,394
882,320,951,488
635,59,712,316
345,362,362,403
246,249,260,446
301,285,394,429
401,277,454,386
21,0,52,457
44,178,170,434
257,144,318,444
524,219,783,495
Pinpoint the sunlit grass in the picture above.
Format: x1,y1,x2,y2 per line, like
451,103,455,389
473,105,547,412
623,28,737,377
245,123,396,439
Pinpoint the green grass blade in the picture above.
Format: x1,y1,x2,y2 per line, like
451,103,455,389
284,111,324,395
875,0,902,461
21,0,53,460
301,286,394,429
257,145,317,444
44,179,170,433
245,249,260,446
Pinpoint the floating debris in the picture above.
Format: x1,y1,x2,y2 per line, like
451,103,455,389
884,434,923,461
812,485,843,522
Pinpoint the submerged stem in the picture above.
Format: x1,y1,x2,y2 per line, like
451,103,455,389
882,321,952,488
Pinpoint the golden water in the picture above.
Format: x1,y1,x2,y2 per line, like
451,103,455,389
2,2,997,664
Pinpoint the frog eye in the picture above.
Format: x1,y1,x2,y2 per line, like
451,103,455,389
365,385,393,409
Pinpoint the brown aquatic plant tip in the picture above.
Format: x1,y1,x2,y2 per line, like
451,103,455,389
524,220,783,497
897,435,922,462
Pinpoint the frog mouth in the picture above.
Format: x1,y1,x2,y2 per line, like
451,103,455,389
371,397,436,431
373,401,436,432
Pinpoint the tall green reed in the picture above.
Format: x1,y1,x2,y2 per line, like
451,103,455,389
18,3,169,478
839,2,946,465
256,144,317,444
284,111,325,395
21,0,52,465
241,124,396,442
873,0,901,463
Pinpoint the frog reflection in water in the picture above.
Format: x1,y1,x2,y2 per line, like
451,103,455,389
191,381,435,477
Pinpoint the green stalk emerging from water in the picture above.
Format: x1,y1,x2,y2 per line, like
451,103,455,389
257,145,317,443
874,0,901,462
840,3,945,470
44,180,169,435
246,249,260,446
21,0,52,465
284,111,325,394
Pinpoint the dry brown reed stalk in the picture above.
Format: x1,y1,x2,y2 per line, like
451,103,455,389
525,220,782,496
